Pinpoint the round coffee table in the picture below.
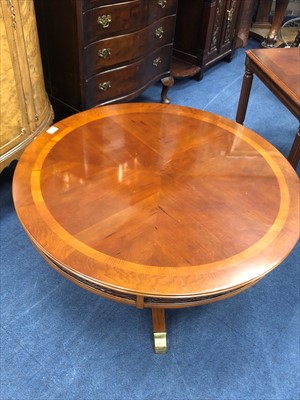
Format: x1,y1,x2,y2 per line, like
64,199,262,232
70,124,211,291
13,103,299,353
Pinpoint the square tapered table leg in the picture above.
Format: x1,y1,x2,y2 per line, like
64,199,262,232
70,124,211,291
152,308,167,354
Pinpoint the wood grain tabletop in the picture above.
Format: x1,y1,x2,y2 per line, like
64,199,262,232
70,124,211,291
12,103,299,308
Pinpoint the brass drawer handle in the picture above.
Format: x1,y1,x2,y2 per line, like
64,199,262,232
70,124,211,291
153,57,162,67
98,81,111,91
98,48,111,59
157,0,167,8
97,14,112,28
155,27,164,39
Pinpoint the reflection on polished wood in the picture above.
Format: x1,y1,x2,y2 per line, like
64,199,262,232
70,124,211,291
12,103,299,352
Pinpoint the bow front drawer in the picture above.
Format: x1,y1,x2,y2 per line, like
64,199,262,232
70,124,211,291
85,15,176,76
85,45,172,107
84,0,147,44
148,0,177,22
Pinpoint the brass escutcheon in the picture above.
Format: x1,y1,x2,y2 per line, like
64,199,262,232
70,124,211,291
226,9,233,22
98,81,111,91
155,27,164,39
97,14,112,28
98,48,111,59
153,57,162,67
157,0,167,8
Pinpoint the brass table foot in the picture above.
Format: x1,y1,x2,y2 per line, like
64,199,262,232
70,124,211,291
153,332,167,354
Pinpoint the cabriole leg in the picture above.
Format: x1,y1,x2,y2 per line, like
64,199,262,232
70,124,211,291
161,76,174,104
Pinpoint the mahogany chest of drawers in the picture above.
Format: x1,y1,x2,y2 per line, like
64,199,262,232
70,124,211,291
34,0,177,119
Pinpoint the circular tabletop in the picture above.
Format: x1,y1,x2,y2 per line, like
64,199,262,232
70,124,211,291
12,103,299,307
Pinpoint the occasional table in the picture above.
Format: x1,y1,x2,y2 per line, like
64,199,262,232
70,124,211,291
13,103,299,353
236,48,300,170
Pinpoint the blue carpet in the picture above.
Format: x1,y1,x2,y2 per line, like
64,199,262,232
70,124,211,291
1,39,299,400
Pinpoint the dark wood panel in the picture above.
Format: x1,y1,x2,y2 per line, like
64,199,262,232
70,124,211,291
34,0,84,109
172,0,241,80
173,0,205,55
